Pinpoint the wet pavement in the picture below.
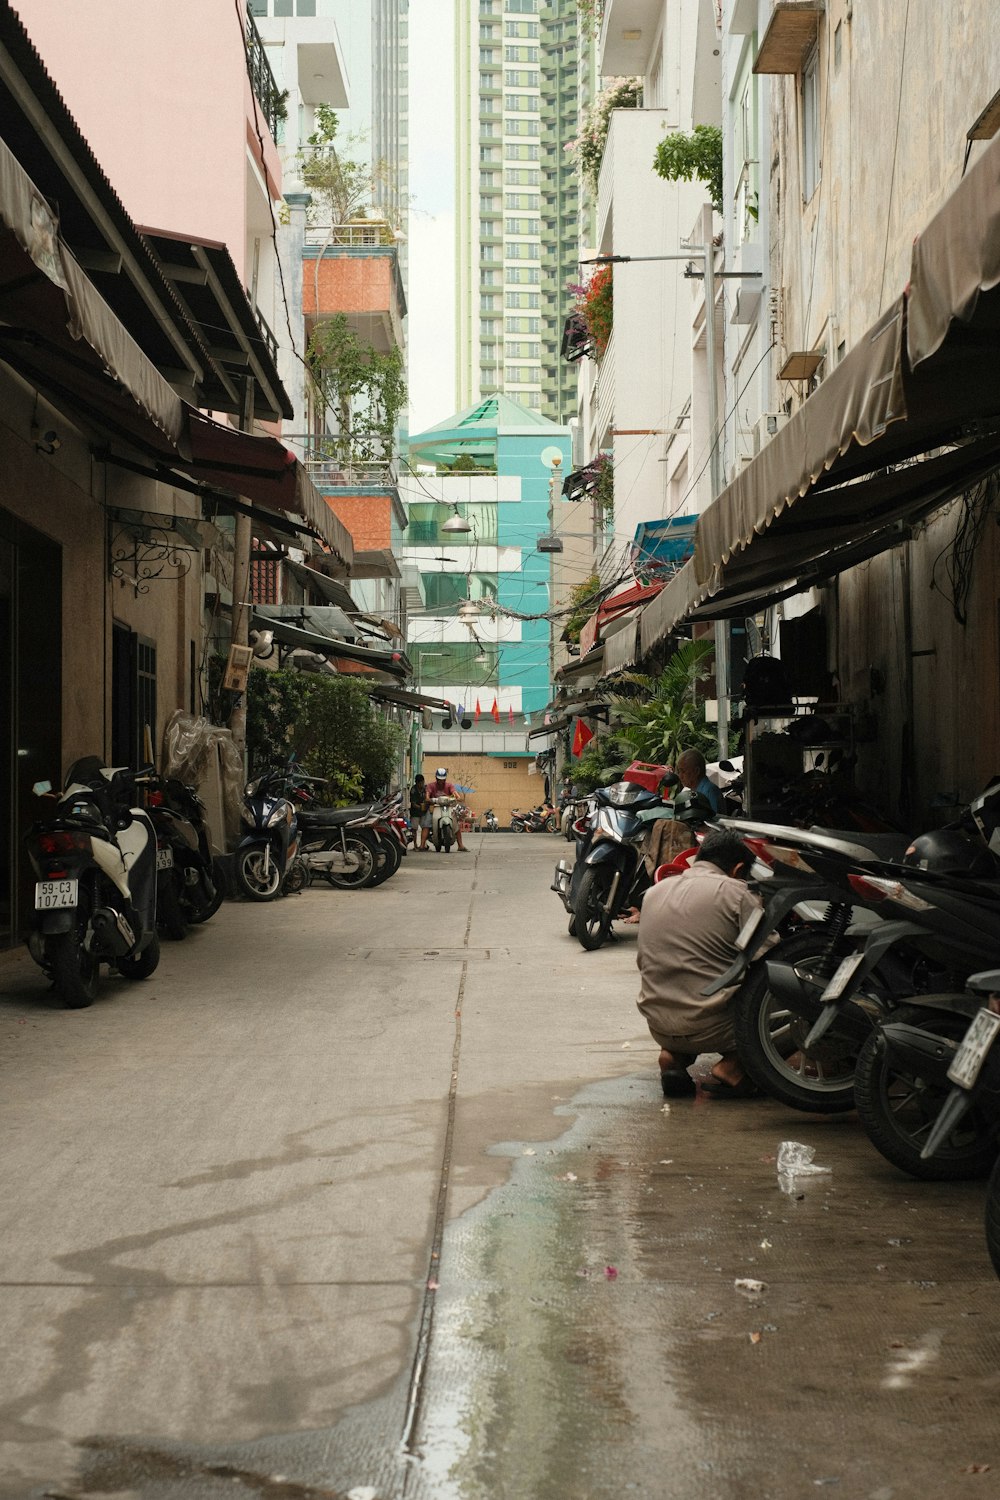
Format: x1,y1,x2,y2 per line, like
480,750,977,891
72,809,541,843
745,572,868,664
1,835,998,1499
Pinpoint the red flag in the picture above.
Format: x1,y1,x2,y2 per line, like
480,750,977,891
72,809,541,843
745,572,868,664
572,718,594,758
491,697,500,723
508,705,514,725
475,698,481,722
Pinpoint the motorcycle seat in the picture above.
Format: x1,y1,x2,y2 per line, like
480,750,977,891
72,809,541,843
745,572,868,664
297,806,374,829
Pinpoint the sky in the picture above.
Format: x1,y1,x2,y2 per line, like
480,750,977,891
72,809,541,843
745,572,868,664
406,0,457,439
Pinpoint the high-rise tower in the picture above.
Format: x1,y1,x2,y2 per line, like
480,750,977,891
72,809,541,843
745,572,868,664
457,0,587,420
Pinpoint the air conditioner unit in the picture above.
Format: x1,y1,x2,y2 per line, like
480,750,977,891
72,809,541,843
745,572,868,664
753,411,788,454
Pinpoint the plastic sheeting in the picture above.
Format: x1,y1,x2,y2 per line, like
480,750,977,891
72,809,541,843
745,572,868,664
162,711,244,852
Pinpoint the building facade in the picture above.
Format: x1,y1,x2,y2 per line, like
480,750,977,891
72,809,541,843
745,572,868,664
456,0,588,422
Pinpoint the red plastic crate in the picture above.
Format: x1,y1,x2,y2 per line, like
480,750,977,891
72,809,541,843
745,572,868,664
622,761,671,792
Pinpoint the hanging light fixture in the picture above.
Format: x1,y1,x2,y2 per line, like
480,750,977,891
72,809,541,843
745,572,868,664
457,598,478,621
442,505,471,534
537,532,564,553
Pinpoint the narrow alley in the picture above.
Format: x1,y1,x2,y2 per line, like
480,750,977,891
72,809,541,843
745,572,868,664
1,837,997,1499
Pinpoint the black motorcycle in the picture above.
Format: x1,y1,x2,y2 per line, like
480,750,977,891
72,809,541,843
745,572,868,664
145,773,224,938
235,767,301,901
25,759,160,1008
559,769,708,951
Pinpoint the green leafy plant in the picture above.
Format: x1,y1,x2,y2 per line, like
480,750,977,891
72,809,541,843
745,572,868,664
565,77,642,198
653,125,724,214
245,669,402,800
570,734,627,792
592,452,613,519
563,572,601,645
609,638,718,767
308,314,406,465
300,106,390,228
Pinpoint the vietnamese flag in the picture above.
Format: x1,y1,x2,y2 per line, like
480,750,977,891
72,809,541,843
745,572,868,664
475,698,481,722
572,718,594,757
491,697,501,723
508,706,515,725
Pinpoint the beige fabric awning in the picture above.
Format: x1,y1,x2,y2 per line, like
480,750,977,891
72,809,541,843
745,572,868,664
642,130,1000,652
0,133,186,452
601,608,641,675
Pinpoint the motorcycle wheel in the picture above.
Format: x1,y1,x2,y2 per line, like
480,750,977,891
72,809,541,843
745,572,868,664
854,1021,997,1181
370,835,402,886
511,821,525,833
116,935,160,982
49,932,99,1009
545,813,559,834
984,1155,1000,1279
567,914,578,937
323,834,377,890
236,845,283,901
282,858,309,895
441,825,453,853
157,869,188,941
182,866,225,924
572,865,615,951
733,930,861,1114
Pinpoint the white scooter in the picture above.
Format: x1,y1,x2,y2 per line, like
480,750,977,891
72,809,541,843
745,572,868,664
430,794,458,853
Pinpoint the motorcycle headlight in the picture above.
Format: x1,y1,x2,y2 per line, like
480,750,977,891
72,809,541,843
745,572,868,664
597,808,624,842
240,806,256,827
265,802,288,828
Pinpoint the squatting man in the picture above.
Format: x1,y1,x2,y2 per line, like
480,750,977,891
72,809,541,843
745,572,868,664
636,829,768,1099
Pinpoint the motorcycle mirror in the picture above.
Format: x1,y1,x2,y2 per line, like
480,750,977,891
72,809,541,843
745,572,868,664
441,716,453,730
719,759,735,772
661,771,681,790
461,717,472,730
32,780,52,796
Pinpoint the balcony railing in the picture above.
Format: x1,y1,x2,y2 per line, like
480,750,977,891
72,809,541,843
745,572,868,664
246,6,285,142
252,302,278,366
303,221,397,248
287,434,398,489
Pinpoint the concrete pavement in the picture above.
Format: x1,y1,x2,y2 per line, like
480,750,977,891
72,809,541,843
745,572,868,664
0,834,997,1498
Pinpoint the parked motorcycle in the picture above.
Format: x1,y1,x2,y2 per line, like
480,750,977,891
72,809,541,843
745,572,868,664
235,767,301,901
145,773,224,938
555,764,713,952
920,972,1000,1273
25,759,160,1008
482,808,500,833
286,775,383,889
511,802,557,833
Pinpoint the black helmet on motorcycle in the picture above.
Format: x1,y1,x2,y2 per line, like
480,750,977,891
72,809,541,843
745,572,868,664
903,829,996,879
673,787,715,826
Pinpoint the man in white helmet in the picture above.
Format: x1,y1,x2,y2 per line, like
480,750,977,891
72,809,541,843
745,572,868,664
421,767,468,851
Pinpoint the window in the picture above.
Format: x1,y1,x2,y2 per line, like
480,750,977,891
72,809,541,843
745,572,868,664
505,242,540,260
481,294,499,309
479,219,500,238
505,193,540,210
731,55,759,247
505,69,538,87
481,318,500,334
504,94,540,112
801,45,820,200
505,316,540,333
505,218,540,235
505,20,539,37
479,23,498,39
504,291,541,308
505,341,540,358
480,268,501,285
504,0,538,12
505,45,538,61
480,147,500,162
480,47,499,63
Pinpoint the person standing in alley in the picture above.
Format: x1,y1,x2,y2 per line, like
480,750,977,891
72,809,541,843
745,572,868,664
410,773,428,850
636,829,764,1098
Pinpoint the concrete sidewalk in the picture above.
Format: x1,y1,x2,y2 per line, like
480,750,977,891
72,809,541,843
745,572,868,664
0,835,997,1498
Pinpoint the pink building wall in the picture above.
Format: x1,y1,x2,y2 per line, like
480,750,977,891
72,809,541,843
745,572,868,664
13,0,282,280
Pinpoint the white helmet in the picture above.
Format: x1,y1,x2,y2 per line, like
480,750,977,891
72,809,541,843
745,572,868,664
435,767,448,779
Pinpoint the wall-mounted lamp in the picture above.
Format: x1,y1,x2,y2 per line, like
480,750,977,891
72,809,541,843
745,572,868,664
32,425,61,456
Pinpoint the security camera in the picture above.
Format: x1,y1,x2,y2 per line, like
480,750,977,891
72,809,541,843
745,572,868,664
32,427,61,455
250,628,275,659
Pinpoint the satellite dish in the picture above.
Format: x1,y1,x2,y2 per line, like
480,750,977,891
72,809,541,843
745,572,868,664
540,446,564,470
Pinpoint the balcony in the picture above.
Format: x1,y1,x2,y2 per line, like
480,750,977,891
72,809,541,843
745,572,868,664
245,6,285,142
302,230,406,355
289,434,398,492
599,0,662,76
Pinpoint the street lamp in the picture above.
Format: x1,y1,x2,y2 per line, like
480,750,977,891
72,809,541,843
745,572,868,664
442,505,471,534
537,454,564,552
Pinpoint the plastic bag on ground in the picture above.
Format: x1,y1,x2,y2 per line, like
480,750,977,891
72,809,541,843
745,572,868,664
776,1140,832,1194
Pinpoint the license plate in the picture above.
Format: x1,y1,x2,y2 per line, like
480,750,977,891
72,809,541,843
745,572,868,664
34,879,78,910
735,907,764,951
947,1007,1000,1090
820,951,865,1002
156,847,174,870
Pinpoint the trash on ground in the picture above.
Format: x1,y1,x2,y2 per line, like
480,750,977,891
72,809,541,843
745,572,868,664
604,1265,619,1279
749,1331,762,1344
777,1140,832,1194
734,1277,767,1294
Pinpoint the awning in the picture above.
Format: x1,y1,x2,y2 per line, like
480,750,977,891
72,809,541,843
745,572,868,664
601,609,641,675
527,716,570,740
140,227,291,422
554,644,606,689
369,686,453,713
631,515,697,574
179,410,354,566
254,602,357,640
579,579,663,655
251,610,410,681
642,130,1000,651
0,132,186,453
282,558,357,611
